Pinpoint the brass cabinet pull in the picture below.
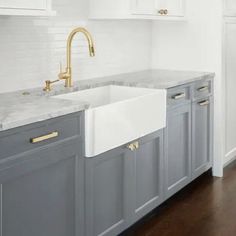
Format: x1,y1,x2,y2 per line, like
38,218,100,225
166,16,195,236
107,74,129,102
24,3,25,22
30,131,59,144
172,93,186,100
158,9,165,15
198,100,210,106
197,86,209,92
127,141,139,151
158,9,168,15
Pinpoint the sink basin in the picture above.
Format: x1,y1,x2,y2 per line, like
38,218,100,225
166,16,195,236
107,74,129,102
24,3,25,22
54,85,166,157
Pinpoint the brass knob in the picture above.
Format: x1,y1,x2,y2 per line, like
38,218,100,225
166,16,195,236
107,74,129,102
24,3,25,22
127,141,139,151
158,9,165,15
158,9,168,15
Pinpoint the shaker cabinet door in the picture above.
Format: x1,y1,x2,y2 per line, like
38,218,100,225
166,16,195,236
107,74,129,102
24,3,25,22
164,104,192,199
85,147,131,236
0,140,84,236
192,97,213,179
130,131,164,223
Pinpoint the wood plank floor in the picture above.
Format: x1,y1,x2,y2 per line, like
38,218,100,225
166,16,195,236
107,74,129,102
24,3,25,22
121,163,236,236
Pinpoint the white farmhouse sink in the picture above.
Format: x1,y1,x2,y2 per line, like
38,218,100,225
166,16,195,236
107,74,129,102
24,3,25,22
54,85,166,157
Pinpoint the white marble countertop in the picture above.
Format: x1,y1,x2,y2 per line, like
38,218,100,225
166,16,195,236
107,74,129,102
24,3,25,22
0,69,214,132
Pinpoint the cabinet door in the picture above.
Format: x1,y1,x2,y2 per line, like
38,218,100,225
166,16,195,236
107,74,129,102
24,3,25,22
130,131,164,222
85,147,131,236
224,0,236,16
131,0,157,15
156,0,185,16
0,0,47,10
192,97,213,179
164,104,191,199
0,139,84,236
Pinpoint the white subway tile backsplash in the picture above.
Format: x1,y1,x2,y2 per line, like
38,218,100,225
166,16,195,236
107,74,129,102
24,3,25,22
0,1,151,93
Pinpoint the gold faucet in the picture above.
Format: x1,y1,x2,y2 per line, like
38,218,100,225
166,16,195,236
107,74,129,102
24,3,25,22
43,27,95,92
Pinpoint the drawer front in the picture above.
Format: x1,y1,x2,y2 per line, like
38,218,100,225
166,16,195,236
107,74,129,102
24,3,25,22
0,112,84,161
167,86,191,108
193,80,212,99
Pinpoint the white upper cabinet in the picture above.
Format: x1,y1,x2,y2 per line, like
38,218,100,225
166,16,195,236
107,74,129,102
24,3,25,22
131,0,157,15
89,0,185,20
0,0,46,10
224,0,236,16
156,0,185,17
0,0,55,16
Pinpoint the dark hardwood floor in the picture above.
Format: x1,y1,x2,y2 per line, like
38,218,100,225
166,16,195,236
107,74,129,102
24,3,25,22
121,163,236,236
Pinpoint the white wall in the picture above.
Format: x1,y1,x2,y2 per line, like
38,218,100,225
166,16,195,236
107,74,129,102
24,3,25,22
224,19,236,165
0,0,152,93
151,0,224,176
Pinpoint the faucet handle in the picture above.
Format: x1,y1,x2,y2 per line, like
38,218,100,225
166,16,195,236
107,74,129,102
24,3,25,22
58,62,65,80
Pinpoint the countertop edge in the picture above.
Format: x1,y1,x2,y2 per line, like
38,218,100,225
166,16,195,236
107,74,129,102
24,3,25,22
0,69,215,132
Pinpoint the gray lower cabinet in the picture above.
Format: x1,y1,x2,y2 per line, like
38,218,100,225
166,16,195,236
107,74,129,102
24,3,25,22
164,103,192,199
0,113,84,236
85,130,164,236
192,97,213,179
85,146,131,236
0,80,214,236
130,131,164,223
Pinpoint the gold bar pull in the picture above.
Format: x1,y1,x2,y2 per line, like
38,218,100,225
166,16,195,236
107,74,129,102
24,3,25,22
172,93,186,100
197,86,209,92
198,100,210,106
30,131,59,144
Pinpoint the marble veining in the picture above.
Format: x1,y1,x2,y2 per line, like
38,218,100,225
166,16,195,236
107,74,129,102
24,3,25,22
0,69,214,132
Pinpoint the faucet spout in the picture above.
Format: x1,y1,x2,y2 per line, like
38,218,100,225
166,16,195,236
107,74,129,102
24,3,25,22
60,27,95,88
66,27,95,73
43,27,95,92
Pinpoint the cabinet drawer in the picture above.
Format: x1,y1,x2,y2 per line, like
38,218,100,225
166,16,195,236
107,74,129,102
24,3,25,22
167,86,191,108
0,112,83,161
193,80,212,99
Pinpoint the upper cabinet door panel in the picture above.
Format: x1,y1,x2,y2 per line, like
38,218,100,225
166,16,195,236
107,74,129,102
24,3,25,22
157,0,184,16
131,0,157,15
0,0,47,10
224,0,236,16
89,0,185,19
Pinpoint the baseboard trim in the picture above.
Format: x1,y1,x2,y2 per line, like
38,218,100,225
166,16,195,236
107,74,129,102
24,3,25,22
224,147,236,167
